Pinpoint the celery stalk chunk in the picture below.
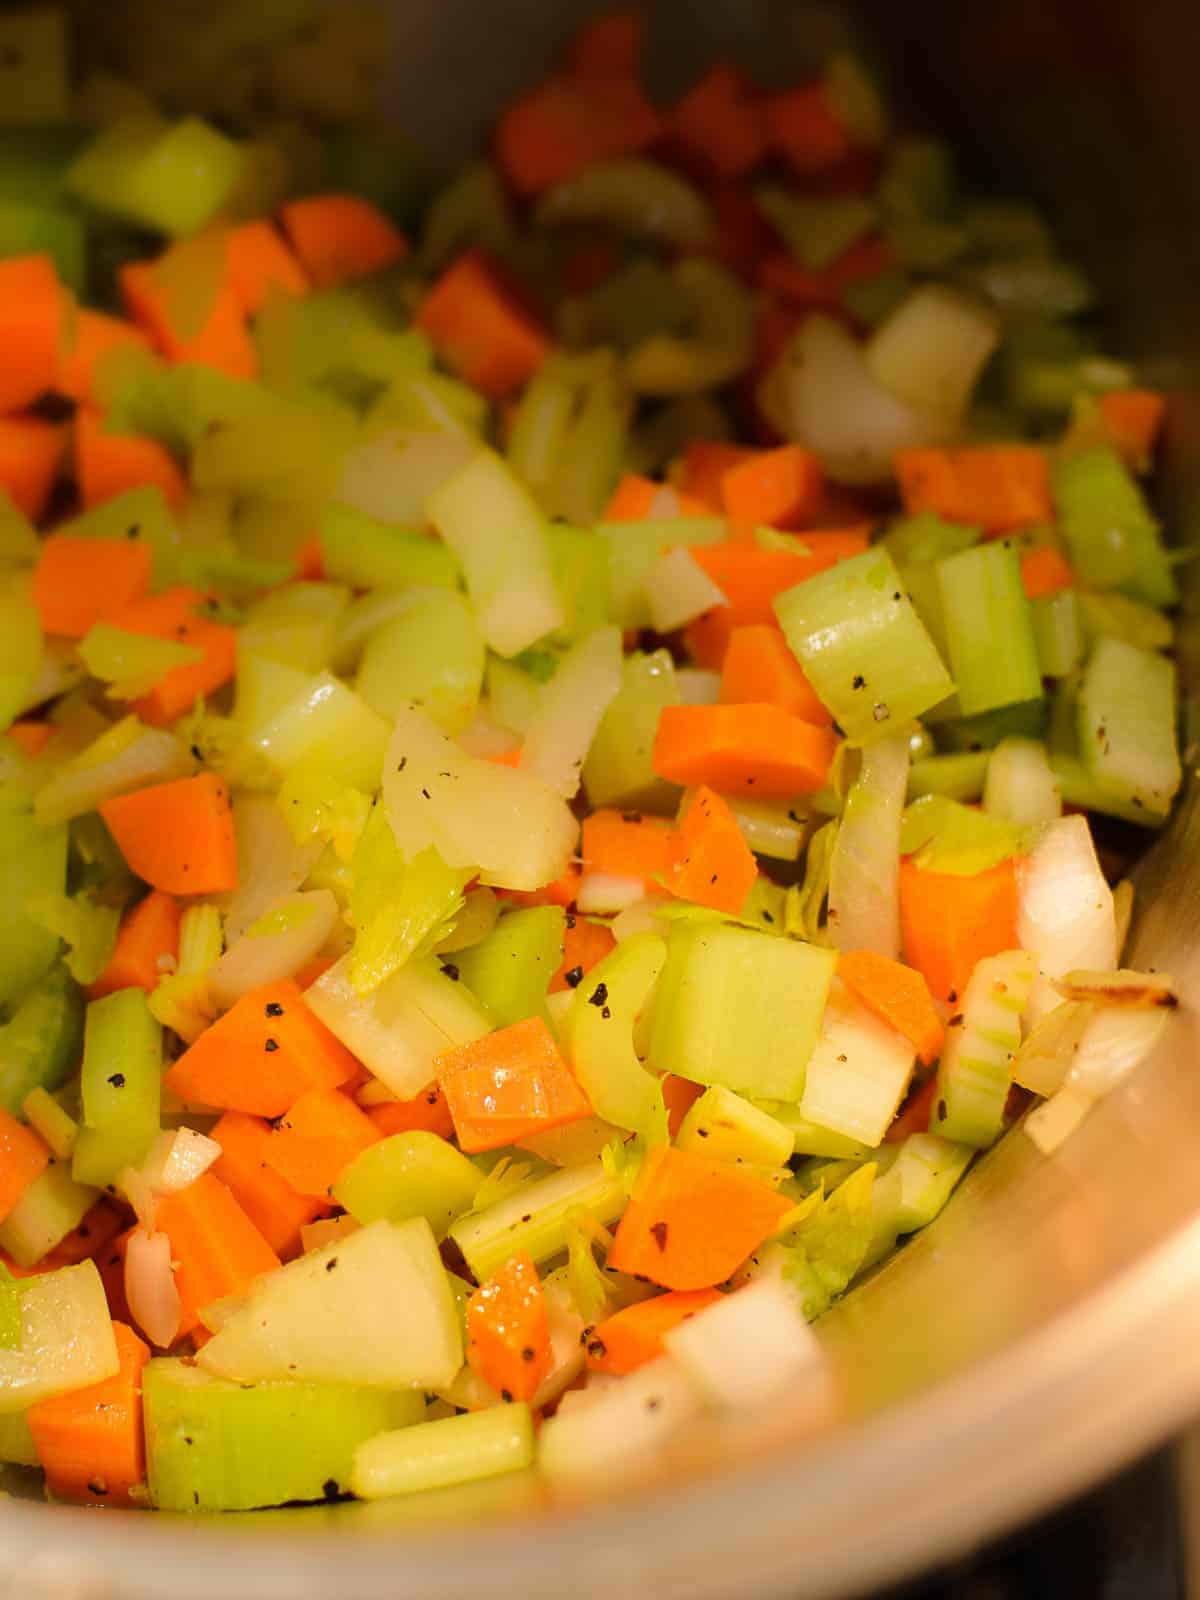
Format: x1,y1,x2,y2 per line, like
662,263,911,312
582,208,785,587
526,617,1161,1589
320,503,460,591
934,950,1035,1148
70,114,244,237
0,570,42,733
519,626,622,798
774,547,954,743
1032,589,1082,678
1076,635,1180,819
72,989,161,1189
353,1404,534,1500
333,1132,481,1238
356,591,484,735
646,922,836,1103
560,932,668,1139
425,450,564,658
600,517,726,631
198,1219,462,1391
1053,446,1177,607
583,649,681,814
0,1262,117,1413
0,1163,96,1269
677,1085,794,1169
0,1408,37,1466
936,541,1042,716
449,1159,625,1283
0,807,67,1012
752,1101,873,1160
456,906,564,1028
144,1359,424,1513
0,964,83,1118
250,670,390,794
863,1132,974,1268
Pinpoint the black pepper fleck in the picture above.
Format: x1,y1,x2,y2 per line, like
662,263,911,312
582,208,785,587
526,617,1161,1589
107,1072,126,1088
264,1038,279,1053
265,1001,284,1018
650,1221,669,1251
588,982,609,1008
441,962,460,982
563,965,584,989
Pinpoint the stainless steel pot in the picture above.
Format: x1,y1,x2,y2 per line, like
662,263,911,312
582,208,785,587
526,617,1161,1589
3,3,1199,1594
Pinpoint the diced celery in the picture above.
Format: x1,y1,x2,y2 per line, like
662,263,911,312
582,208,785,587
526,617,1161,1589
560,933,668,1140
448,1159,625,1283
319,503,460,592
756,185,876,272
1076,636,1180,819
145,1359,424,1513
353,1403,534,1500
583,650,681,815
70,114,244,237
907,751,989,803
1078,590,1173,653
356,590,484,736
0,201,84,289
774,1164,877,1318
936,541,1042,716
0,1161,96,1269
676,1085,793,1169
456,906,564,1029
878,136,956,220
866,285,999,426
426,450,564,659
753,1101,873,1160
334,1132,481,1239
934,950,1035,1147
1049,754,1168,828
829,732,909,959
0,571,41,735
624,259,754,396
0,806,67,1012
0,1262,116,1413
194,405,355,502
72,989,161,1188
0,965,83,1118
307,953,490,1101
1032,588,1082,678
27,891,119,987
519,626,622,799
487,655,544,737
350,825,470,997
546,351,630,526
507,357,578,503
421,160,514,273
250,670,390,792
984,738,1062,827
80,625,202,701
1053,447,1176,607
0,1408,36,1466
775,547,954,743
935,698,1048,752
647,922,836,1103
545,522,610,642
600,517,726,631
863,1132,974,1269
899,793,1024,876
882,512,979,568
798,983,914,1147
22,1087,78,1160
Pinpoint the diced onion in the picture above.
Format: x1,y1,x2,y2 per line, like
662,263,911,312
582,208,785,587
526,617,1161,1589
208,889,338,1010
1066,1005,1171,1098
1016,815,1116,1023
34,723,194,827
674,668,721,706
664,1279,834,1414
644,548,729,634
577,872,647,915
1024,1084,1097,1155
519,627,623,799
138,1127,222,1195
828,733,909,959
124,1227,182,1350
222,792,322,943
337,428,477,525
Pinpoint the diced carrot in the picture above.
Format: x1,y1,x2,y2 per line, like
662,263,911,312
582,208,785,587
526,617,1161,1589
564,10,644,78
32,534,152,638
105,584,237,726
608,1144,793,1290
1020,545,1074,600
120,258,258,381
165,980,360,1119
0,415,66,520
466,1251,551,1403
763,82,852,175
494,74,662,197
224,219,310,314
1097,389,1166,472
586,1287,724,1374
292,532,323,580
898,857,1020,1006
0,1108,50,1224
721,443,824,539
155,1172,281,1335
486,745,523,769
436,1016,593,1153
55,308,151,403
661,1074,704,1139
581,809,676,890
653,702,837,799
894,446,1052,535
44,1201,127,1275
26,1322,149,1506
884,1072,938,1144
365,1083,456,1142
209,1110,325,1258
669,63,767,182
837,948,944,1067
279,194,408,291
260,1088,381,1199
719,623,830,724
603,473,712,521
757,233,894,312
500,863,581,910
7,720,51,757
667,786,757,915
101,772,237,897
415,249,550,401
87,890,181,1001
75,409,188,510
677,441,758,512
0,254,63,414
548,913,617,995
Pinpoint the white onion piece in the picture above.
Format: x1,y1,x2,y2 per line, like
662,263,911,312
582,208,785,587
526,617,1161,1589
139,1127,222,1195
34,726,194,827
118,1166,158,1232
1024,1084,1097,1155
1017,815,1116,1023
611,897,671,941
674,668,722,706
125,1227,182,1350
1066,1005,1171,1098
208,890,338,1010
577,872,647,915
222,792,322,942
664,1279,834,1414
865,284,999,425
519,626,623,799
538,1356,704,1492
337,428,477,525
828,733,909,959
644,549,728,634
984,738,1062,829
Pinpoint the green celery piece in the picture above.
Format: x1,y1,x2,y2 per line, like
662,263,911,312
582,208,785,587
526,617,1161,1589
350,829,471,998
79,624,202,699
55,485,178,587
22,1087,77,1161
0,492,37,566
0,126,85,202
0,1409,36,1465
935,699,1048,752
1032,589,1083,678
936,541,1042,716
774,547,954,744
26,892,119,987
863,1132,974,1270
0,570,42,734
934,949,1035,1147
355,590,484,735
425,450,564,659
752,1101,872,1160
0,202,84,290
238,580,349,674
487,655,543,736
0,805,67,1012
599,516,726,632
1078,590,1173,653
0,1163,96,1268
164,364,274,451
841,267,912,328
0,964,83,1118
69,114,244,238
421,160,515,275
899,794,1024,876
677,1085,793,1169
353,1404,534,1500
578,259,690,352
144,1359,424,1513
878,136,956,220
755,185,876,271
646,922,836,1103
508,359,581,504
449,1159,625,1283
560,932,668,1140
324,120,432,227
1053,446,1177,607
0,12,68,123
547,352,629,526
780,1163,877,1319
333,1132,481,1238
72,990,161,1189
881,512,979,568
583,649,681,814
1050,754,1169,829
250,670,390,793
784,818,839,944
1076,635,1180,819
907,751,990,803
0,1266,20,1350
546,522,610,641
456,906,565,1029
319,503,460,592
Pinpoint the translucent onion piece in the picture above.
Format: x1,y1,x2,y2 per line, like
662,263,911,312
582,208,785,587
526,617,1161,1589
124,1226,181,1350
